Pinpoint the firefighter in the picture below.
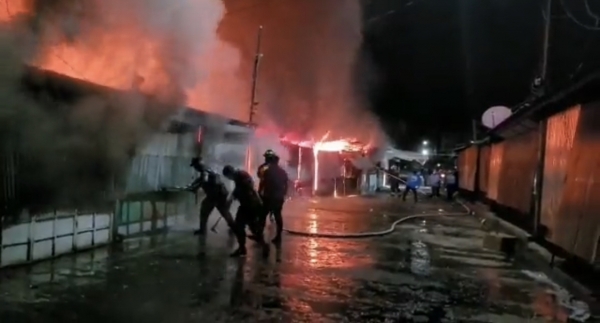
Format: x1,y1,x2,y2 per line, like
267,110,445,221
257,150,273,223
185,157,244,257
256,149,289,244
222,165,269,257
389,162,401,197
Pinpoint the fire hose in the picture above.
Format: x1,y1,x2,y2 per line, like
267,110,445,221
161,168,471,239
283,167,472,239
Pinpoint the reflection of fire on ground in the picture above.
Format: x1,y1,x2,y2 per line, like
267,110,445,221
281,237,374,316
481,268,501,300
532,291,569,322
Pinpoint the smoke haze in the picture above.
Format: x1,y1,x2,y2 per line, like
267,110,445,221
0,0,385,212
218,0,384,144
0,0,231,210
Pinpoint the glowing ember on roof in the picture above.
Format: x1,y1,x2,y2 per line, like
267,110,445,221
281,131,366,153
281,131,368,192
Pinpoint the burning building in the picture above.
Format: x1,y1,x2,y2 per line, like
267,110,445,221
0,0,391,217
280,133,384,197
1,66,289,218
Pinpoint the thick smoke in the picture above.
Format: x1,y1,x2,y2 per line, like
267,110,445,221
0,0,229,212
0,0,385,213
218,0,385,144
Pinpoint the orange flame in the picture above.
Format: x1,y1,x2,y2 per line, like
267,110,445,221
0,0,29,23
0,0,248,121
281,131,368,193
297,146,302,181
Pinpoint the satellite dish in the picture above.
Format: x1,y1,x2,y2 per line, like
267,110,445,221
481,106,512,129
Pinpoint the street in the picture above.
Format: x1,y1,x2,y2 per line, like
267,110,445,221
0,195,591,322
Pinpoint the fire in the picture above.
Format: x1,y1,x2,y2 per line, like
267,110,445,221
282,131,367,193
0,0,248,121
0,0,30,23
313,144,320,192
281,132,366,153
297,146,302,180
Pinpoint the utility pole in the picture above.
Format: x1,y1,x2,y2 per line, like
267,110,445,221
248,26,264,126
540,0,552,84
245,26,264,173
533,0,552,238
459,0,478,143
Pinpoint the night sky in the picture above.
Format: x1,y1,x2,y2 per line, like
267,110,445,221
361,0,600,150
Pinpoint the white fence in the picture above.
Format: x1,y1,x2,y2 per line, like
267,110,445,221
0,196,193,269
0,212,112,268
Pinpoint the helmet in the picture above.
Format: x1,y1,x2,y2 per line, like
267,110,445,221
222,165,235,177
263,149,278,158
263,149,280,164
190,157,202,167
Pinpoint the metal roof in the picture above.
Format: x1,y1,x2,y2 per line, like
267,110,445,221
489,71,600,139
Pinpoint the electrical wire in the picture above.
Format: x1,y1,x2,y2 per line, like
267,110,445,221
584,0,600,22
559,0,600,31
569,0,600,79
363,0,422,28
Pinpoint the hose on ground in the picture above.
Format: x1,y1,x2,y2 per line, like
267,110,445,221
283,200,472,239
375,166,433,196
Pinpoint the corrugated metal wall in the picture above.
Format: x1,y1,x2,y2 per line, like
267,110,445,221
126,124,253,194
478,145,490,194
487,143,504,201
540,105,581,242
0,148,17,216
551,103,600,262
126,133,197,193
458,146,478,191
495,129,538,214
454,101,600,263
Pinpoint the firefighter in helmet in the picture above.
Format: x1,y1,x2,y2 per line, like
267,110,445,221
256,149,289,244
256,149,276,194
222,165,269,257
185,157,244,257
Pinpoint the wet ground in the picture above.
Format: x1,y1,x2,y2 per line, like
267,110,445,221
0,195,594,322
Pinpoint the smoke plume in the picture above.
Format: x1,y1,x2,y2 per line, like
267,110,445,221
0,0,385,213
0,0,230,211
218,0,385,144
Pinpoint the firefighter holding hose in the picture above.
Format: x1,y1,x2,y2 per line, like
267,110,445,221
222,165,269,258
184,157,245,257
256,149,289,244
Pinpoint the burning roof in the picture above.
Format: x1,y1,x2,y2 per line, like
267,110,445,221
281,131,370,153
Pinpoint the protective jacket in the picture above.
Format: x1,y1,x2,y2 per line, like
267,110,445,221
232,169,262,206
187,168,228,199
258,163,289,200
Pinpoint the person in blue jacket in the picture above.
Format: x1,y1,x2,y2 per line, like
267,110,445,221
402,170,422,202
